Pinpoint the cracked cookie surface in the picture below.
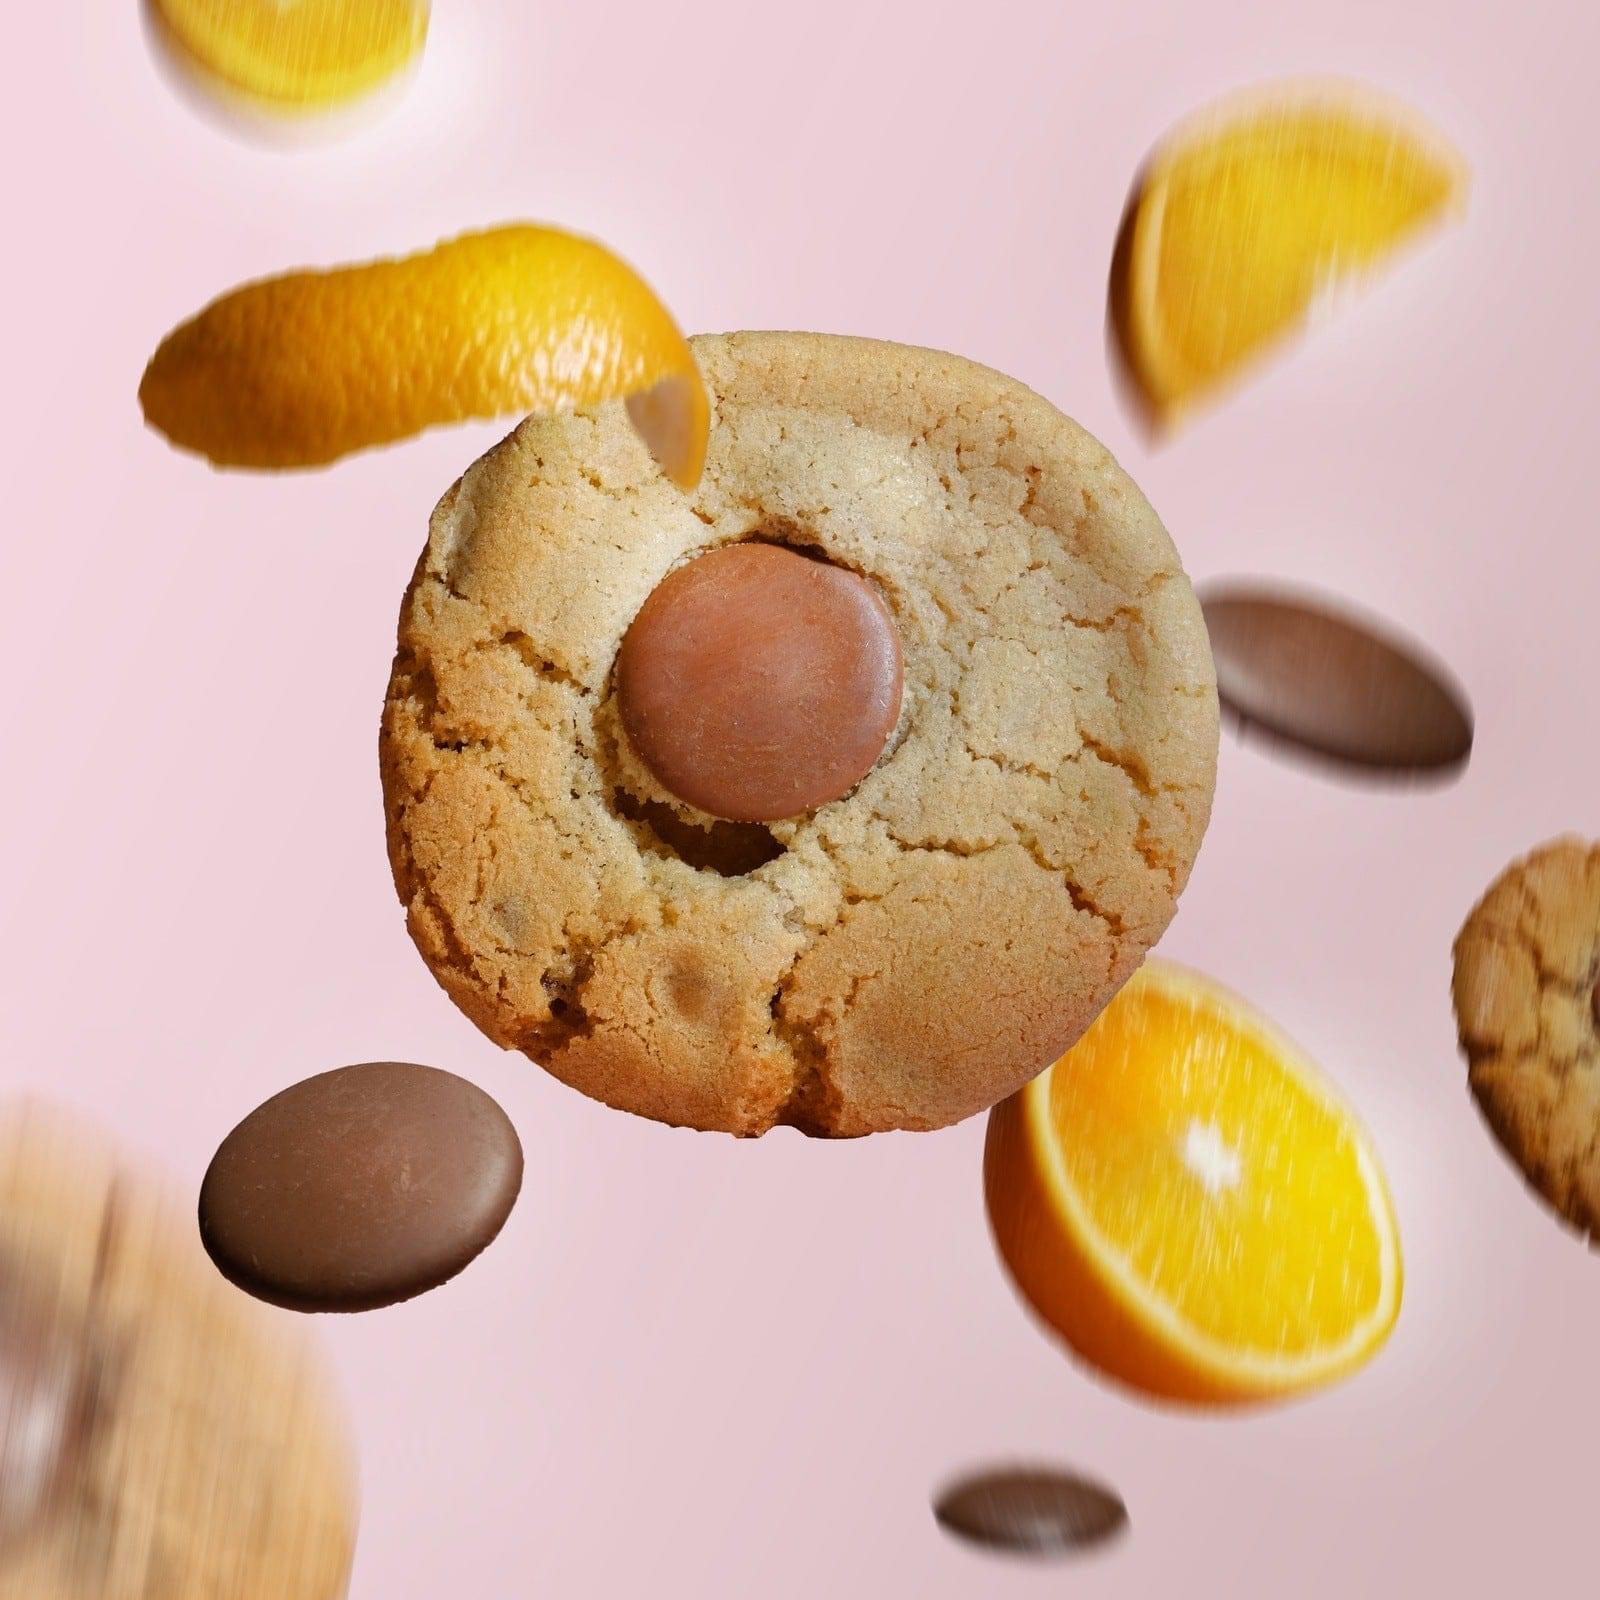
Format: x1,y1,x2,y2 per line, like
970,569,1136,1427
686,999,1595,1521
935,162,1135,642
379,332,1219,1135
1452,837,1600,1241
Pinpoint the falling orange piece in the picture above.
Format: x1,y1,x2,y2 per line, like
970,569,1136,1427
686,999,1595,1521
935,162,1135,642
1111,82,1467,428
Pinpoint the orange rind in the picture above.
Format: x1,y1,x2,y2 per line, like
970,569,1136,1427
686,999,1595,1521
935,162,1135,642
139,224,708,489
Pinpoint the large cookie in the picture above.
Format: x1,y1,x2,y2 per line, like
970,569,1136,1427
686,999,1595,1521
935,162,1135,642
1451,837,1600,1241
380,332,1218,1135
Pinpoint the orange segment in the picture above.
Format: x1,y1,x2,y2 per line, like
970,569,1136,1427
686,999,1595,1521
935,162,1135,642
985,962,1401,1405
139,224,708,489
147,0,430,113
1111,83,1467,425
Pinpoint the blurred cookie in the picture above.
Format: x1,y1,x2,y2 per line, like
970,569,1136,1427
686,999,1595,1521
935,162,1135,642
381,332,1218,1136
1451,838,1600,1240
0,1106,356,1599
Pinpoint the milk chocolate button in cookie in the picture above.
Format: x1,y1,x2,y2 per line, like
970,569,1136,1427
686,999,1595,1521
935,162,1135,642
381,332,1220,1136
1451,837,1600,1242
933,1466,1128,1557
0,1274,94,1548
0,1106,355,1600
200,1062,522,1313
616,542,903,822
1201,584,1472,776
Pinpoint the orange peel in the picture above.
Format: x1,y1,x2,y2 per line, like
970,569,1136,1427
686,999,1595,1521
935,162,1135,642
139,224,708,489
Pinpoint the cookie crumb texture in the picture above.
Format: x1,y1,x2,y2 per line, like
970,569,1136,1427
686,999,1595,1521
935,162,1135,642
1452,837,1600,1240
380,333,1219,1135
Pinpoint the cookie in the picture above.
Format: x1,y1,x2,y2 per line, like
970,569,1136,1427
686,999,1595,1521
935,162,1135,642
1451,837,1600,1241
380,332,1219,1136
0,1105,356,1599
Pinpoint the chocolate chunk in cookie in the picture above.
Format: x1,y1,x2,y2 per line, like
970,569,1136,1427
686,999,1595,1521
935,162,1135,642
0,1107,355,1598
0,1272,95,1547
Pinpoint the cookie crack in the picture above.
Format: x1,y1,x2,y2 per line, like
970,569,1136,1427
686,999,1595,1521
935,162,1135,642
422,571,592,694
1134,816,1181,893
489,631,592,697
768,992,837,1135
1078,733,1160,798
408,871,489,992
876,820,1129,943
516,952,600,1061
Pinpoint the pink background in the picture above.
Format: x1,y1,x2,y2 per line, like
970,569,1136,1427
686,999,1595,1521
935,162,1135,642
2,1,1596,1594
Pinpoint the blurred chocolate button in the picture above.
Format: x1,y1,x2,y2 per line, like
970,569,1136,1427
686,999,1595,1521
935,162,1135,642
199,1062,523,1313
616,542,903,822
1592,977,1600,1032
1201,585,1472,776
0,1277,94,1545
934,1466,1128,1557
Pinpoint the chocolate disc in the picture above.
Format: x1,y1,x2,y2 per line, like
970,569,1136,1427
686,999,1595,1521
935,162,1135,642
933,1466,1128,1557
0,1277,94,1547
616,542,903,822
1201,585,1472,775
199,1062,523,1313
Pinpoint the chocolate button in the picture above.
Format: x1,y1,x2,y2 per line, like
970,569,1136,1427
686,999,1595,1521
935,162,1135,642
1201,585,1473,776
0,1276,94,1545
1592,975,1600,1032
616,543,903,822
199,1062,523,1313
934,1466,1128,1557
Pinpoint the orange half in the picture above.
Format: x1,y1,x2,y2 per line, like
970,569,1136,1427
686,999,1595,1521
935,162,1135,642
985,961,1401,1405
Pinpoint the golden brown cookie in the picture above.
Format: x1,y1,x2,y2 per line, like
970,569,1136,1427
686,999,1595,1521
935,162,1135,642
0,1106,356,1599
1451,837,1600,1241
380,332,1219,1136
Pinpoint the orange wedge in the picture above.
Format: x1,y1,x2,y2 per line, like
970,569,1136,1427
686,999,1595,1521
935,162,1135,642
146,0,430,114
1111,82,1467,426
985,962,1401,1405
139,224,708,489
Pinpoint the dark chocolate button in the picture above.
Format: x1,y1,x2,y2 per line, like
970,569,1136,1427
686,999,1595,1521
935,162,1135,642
0,1276,94,1544
1201,585,1472,776
1592,975,1600,1032
616,543,903,822
199,1062,523,1313
934,1466,1128,1557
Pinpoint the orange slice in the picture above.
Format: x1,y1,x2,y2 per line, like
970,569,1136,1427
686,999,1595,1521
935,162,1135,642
139,224,708,489
985,961,1401,1405
1111,82,1467,427
146,0,430,114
